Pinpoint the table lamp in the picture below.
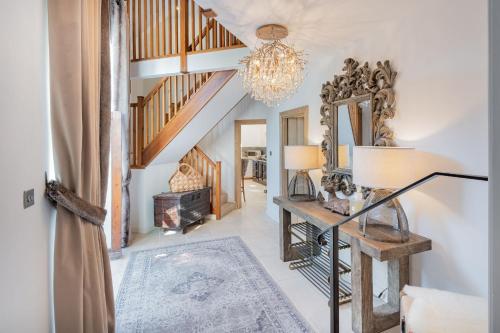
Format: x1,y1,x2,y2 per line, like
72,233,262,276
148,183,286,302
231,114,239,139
284,145,321,201
353,146,416,243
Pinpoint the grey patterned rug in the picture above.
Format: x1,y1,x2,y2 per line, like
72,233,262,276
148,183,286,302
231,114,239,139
116,237,312,333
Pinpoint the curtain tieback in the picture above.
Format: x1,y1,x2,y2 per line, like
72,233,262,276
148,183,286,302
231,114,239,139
45,179,107,226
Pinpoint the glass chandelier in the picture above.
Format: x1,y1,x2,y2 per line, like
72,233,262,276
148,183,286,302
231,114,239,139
239,24,306,107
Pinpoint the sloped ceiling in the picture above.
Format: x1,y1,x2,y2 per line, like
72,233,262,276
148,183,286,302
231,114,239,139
195,0,411,53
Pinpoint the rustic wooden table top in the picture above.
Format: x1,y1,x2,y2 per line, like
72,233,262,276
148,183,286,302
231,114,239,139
273,196,432,261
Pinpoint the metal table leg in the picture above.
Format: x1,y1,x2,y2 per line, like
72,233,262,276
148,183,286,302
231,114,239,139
329,226,340,333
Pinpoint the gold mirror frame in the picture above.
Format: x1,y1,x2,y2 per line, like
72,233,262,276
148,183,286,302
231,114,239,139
320,58,397,196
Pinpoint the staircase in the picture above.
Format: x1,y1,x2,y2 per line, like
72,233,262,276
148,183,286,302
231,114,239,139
179,146,236,219
128,0,245,222
128,0,246,76
129,69,238,167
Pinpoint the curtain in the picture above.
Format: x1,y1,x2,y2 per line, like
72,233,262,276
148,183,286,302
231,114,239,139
110,0,131,248
48,0,115,331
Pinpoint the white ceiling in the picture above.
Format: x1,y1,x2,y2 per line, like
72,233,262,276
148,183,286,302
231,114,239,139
195,0,411,53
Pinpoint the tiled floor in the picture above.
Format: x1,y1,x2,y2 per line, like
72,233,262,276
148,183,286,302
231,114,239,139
111,180,398,333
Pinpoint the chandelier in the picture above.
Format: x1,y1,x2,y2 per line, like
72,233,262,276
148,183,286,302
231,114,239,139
239,24,306,107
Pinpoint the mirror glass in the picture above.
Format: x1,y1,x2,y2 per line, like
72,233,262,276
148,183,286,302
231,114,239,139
336,98,372,171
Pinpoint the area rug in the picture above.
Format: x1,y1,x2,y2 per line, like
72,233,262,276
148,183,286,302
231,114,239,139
116,236,312,333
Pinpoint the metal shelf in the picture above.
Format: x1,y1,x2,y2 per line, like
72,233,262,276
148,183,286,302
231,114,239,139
289,221,352,304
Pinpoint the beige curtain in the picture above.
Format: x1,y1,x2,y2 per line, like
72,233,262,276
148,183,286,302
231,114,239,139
48,0,115,332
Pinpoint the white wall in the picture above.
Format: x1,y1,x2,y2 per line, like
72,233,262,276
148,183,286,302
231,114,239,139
130,164,178,234
264,0,489,298
0,0,52,331
130,77,160,101
241,124,266,147
198,94,270,202
489,0,500,328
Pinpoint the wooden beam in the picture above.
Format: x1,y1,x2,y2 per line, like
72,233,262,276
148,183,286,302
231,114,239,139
111,111,122,258
136,96,144,166
141,70,236,166
179,0,189,72
215,161,222,219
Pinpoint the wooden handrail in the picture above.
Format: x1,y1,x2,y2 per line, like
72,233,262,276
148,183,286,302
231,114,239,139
129,0,245,62
180,146,222,219
129,70,235,168
187,19,214,52
141,70,234,165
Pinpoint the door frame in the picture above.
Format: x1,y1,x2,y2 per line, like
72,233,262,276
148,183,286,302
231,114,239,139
234,119,267,208
279,106,309,196
110,111,122,259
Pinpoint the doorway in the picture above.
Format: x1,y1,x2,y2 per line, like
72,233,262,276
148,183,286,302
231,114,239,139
234,119,267,209
279,106,309,197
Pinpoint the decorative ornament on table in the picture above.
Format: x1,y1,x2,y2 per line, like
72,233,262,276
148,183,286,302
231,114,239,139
239,24,307,107
322,174,350,216
316,191,325,203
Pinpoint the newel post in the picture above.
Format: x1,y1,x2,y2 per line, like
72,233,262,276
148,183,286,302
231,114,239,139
137,96,144,166
179,0,189,73
215,161,222,219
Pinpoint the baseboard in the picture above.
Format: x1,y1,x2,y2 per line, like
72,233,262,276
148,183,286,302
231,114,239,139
108,248,122,260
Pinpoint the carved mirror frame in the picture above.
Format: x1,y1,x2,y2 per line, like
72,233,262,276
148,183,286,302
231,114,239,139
320,58,397,196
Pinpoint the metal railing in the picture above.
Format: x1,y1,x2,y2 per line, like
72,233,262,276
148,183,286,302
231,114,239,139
325,172,488,333
320,172,488,238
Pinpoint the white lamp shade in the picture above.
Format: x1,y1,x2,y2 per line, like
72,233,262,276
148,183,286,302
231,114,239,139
353,146,416,189
284,145,321,170
338,144,350,169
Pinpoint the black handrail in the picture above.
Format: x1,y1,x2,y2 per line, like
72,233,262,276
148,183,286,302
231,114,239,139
319,172,488,238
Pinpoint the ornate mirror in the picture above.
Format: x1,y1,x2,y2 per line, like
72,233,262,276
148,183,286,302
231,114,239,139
320,58,397,198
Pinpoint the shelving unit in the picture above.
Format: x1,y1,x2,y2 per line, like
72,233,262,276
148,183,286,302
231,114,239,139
288,222,352,304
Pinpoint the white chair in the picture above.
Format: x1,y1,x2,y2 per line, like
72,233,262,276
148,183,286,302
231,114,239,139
400,285,487,333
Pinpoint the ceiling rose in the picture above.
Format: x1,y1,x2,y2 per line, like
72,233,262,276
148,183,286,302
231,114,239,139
239,24,306,107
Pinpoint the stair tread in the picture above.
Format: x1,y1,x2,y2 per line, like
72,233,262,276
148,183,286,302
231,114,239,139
220,201,237,217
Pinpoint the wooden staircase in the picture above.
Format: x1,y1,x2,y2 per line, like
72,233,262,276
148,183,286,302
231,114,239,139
179,146,236,220
127,0,245,221
129,69,237,168
128,0,245,71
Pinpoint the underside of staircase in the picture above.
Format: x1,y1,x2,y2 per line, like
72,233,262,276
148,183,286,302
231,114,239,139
129,69,237,168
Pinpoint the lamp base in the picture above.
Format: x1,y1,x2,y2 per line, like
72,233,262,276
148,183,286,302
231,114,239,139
358,189,409,243
359,222,407,243
287,170,316,202
288,194,316,202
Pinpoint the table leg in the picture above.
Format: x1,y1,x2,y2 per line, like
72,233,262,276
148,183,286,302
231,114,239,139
329,226,340,333
388,256,409,308
351,238,373,333
279,207,294,261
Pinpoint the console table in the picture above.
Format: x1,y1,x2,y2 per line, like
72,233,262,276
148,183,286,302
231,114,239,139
273,196,432,333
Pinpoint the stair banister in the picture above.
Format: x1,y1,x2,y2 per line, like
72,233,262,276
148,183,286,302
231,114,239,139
321,172,488,333
137,96,144,167
180,146,222,220
129,0,244,62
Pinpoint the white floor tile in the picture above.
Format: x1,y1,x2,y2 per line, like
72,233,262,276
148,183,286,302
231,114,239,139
111,180,398,333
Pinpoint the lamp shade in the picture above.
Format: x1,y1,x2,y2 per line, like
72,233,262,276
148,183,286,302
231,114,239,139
353,146,416,189
284,145,321,170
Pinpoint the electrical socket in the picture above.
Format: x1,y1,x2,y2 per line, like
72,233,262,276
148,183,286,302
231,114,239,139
23,189,35,209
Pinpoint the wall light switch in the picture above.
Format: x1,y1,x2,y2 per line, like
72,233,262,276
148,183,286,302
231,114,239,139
23,189,35,209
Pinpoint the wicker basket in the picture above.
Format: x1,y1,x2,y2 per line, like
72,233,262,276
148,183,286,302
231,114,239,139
169,163,204,192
